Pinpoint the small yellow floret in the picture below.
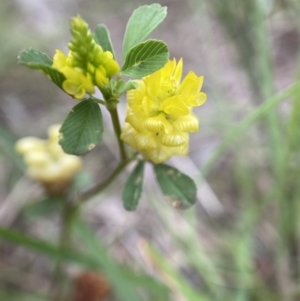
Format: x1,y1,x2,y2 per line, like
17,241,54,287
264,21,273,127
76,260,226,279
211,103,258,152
51,15,120,97
53,50,94,99
121,58,206,164
16,124,82,184
94,65,109,87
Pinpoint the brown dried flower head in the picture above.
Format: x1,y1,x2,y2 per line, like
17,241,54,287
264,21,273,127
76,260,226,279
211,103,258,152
72,271,111,301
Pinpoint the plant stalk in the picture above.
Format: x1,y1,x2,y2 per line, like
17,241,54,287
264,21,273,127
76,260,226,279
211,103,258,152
107,106,127,161
81,158,132,202
51,198,78,301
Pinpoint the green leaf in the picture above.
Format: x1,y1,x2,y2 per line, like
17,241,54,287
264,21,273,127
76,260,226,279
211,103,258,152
119,269,170,300
18,48,52,65
59,99,103,155
0,226,98,269
121,40,169,78
154,164,197,209
143,242,208,301
94,24,116,59
116,79,138,94
122,3,167,61
18,48,65,89
122,160,145,211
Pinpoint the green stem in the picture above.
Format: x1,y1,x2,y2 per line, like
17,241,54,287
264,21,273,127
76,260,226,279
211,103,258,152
86,95,106,106
51,198,78,301
95,99,106,106
81,158,132,202
49,157,133,297
108,107,127,161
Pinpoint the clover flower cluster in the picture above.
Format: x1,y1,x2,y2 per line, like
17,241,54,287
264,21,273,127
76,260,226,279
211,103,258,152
52,15,120,99
121,59,207,163
15,124,81,183
19,14,207,166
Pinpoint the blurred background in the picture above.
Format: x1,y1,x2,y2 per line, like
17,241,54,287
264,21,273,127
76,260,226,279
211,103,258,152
1,0,300,300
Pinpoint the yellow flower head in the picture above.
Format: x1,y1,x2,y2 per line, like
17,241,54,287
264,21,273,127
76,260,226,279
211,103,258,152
53,50,95,99
15,124,82,184
121,58,206,164
51,15,120,98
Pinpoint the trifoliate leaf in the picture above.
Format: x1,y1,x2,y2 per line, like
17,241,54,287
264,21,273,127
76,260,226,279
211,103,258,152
121,40,169,78
18,48,65,89
122,3,167,61
122,161,145,211
154,164,197,210
94,24,116,59
59,99,103,155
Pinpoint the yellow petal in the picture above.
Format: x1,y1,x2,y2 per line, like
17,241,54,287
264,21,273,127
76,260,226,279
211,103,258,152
177,143,189,155
63,80,84,99
185,93,206,107
142,95,159,116
196,92,207,106
159,129,188,147
47,143,64,158
173,58,183,85
53,50,67,70
177,72,203,101
159,77,176,99
144,113,173,134
47,124,61,143
27,166,46,181
24,151,51,166
61,66,95,96
134,131,158,150
121,123,158,151
161,60,175,79
103,52,120,77
142,147,174,164
159,95,189,116
143,143,188,164
15,137,46,154
121,124,139,149
185,95,197,106
125,110,147,132
38,163,65,182
83,73,95,93
127,87,144,111
95,66,108,87
144,70,161,98
59,155,82,174
66,51,75,66
172,114,199,132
